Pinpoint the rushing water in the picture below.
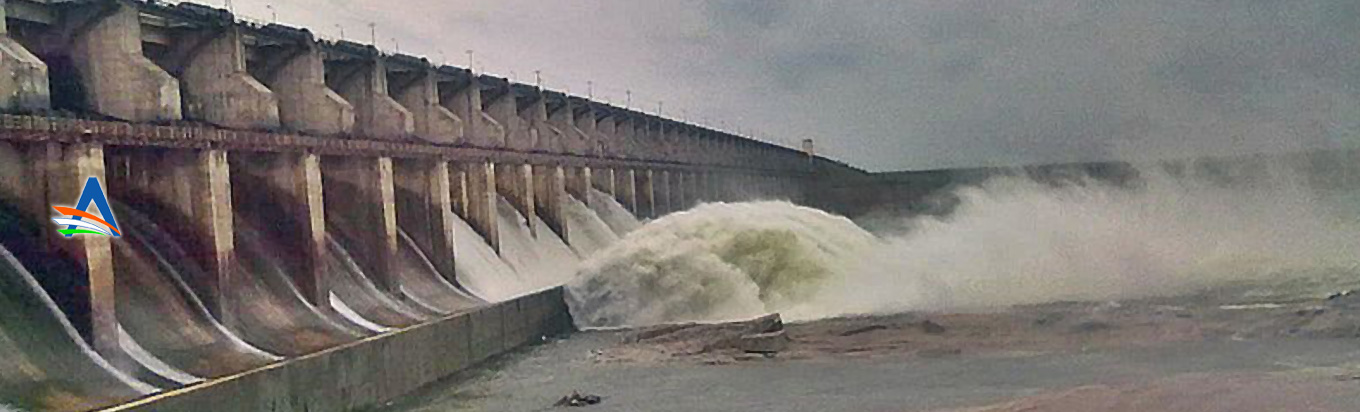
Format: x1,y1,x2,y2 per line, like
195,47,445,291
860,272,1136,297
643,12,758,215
495,196,582,293
452,212,529,302
568,160,1360,327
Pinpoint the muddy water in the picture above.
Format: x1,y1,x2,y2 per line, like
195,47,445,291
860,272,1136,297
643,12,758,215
380,332,1360,412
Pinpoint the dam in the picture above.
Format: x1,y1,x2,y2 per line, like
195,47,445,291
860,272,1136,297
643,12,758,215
0,0,861,410
4,1,1360,411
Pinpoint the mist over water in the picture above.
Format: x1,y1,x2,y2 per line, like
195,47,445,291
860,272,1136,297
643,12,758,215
568,159,1360,327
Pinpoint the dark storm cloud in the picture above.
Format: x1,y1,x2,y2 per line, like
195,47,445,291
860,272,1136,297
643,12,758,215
228,0,1360,171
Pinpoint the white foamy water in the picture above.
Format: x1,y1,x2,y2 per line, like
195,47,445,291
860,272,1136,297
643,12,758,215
588,189,642,235
568,162,1360,328
563,192,621,257
567,201,880,327
496,196,582,292
451,209,530,302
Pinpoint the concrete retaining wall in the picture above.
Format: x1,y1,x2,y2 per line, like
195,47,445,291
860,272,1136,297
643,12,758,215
101,288,573,412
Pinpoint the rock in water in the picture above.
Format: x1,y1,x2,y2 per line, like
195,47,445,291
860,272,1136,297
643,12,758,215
554,391,603,407
740,330,790,353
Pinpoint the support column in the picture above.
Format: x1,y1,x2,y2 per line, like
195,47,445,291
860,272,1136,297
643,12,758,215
393,69,462,144
533,164,567,242
635,169,656,219
654,170,671,216
322,156,399,292
394,159,457,280
331,58,413,139
260,43,355,135
564,165,592,205
69,2,181,121
179,26,280,129
44,143,117,356
483,82,527,151
671,172,687,211
232,152,328,306
495,162,535,235
688,172,703,207
613,168,637,215
0,2,49,112
445,75,505,148
456,161,499,252
591,167,615,199
119,150,236,324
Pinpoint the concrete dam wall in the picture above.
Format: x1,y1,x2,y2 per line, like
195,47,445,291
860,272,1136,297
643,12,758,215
0,0,858,411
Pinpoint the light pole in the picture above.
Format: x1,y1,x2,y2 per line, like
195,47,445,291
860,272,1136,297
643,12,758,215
265,4,276,23
335,24,345,40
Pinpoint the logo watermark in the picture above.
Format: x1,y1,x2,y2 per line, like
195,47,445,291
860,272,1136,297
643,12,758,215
51,177,122,238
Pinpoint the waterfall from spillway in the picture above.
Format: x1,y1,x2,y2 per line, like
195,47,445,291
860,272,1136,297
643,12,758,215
588,189,641,235
495,196,582,294
452,212,529,302
563,192,620,257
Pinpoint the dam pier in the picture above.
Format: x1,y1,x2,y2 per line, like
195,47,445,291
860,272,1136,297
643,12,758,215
0,0,863,411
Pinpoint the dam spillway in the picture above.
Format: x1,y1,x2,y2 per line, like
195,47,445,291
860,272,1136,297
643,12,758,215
0,0,847,410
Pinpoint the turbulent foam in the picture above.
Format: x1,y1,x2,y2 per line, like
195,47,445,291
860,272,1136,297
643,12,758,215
566,202,879,327
568,161,1360,327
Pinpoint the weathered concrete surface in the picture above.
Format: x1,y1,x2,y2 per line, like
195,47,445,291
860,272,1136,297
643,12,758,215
635,169,656,218
613,168,637,214
0,3,50,112
179,27,280,130
118,149,237,322
70,2,181,122
441,76,504,148
454,161,499,252
564,166,592,205
392,69,461,144
259,44,355,135
43,143,119,359
533,164,567,242
483,84,527,151
101,288,573,412
654,170,671,216
229,152,329,306
496,162,536,235
393,159,457,280
549,99,590,155
331,58,413,139
591,167,615,199
322,156,399,292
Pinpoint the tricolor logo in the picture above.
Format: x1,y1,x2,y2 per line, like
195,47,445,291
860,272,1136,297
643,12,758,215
52,177,122,238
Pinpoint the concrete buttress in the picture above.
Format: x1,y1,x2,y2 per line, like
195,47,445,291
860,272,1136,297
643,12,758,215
394,159,457,281
330,57,412,139
0,1,50,112
322,156,399,292
259,43,355,135
69,2,181,121
179,26,281,129
392,69,461,144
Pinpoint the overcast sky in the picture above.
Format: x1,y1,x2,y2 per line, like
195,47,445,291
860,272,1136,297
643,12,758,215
224,0,1360,172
